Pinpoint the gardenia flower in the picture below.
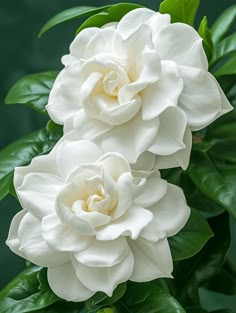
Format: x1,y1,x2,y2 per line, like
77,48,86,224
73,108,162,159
6,136,190,302
46,8,232,169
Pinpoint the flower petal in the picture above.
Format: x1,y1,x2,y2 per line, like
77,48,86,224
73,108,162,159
16,173,63,218
6,209,28,258
48,262,95,302
117,8,170,41
56,140,103,178
134,173,167,207
94,111,159,164
131,151,156,174
96,205,153,241
71,249,134,296
179,66,223,130
155,126,192,170
73,237,129,267
155,23,208,70
129,237,173,281
148,183,190,238
42,213,92,252
149,107,187,155
18,212,69,267
142,60,183,120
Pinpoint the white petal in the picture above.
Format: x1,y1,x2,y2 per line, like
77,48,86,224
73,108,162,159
6,209,28,258
42,213,92,252
56,140,103,178
96,205,153,241
18,212,69,266
16,173,63,218
129,237,173,281
69,27,100,60
149,107,187,155
179,66,222,130
111,172,134,220
94,111,160,164
56,184,95,236
142,61,183,120
148,184,190,238
46,68,82,124
134,173,167,207
48,262,95,302
64,110,113,137
74,237,129,267
117,8,170,41
131,151,156,174
98,152,131,181
71,248,134,296
155,127,192,170
155,23,208,70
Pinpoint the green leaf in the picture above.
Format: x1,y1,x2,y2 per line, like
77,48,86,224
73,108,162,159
211,33,236,66
211,310,233,313
86,283,126,313
159,0,200,26
198,16,213,60
0,125,62,200
76,3,143,33
0,267,59,313
214,55,236,77
0,173,13,201
38,6,110,37
123,282,186,313
5,72,58,114
27,301,84,313
185,308,208,313
211,4,236,44
169,208,213,261
187,150,236,219
207,257,236,295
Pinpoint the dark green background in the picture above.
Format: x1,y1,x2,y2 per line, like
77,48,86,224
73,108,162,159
0,0,235,310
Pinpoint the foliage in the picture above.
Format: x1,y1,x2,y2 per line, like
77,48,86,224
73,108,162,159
1,0,236,312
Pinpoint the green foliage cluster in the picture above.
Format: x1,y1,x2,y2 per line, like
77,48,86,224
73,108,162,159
0,0,236,312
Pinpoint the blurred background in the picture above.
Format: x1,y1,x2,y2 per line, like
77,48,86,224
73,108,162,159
0,0,235,310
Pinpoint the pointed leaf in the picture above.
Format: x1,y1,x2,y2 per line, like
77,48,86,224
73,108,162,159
198,16,213,60
214,56,236,77
212,33,236,65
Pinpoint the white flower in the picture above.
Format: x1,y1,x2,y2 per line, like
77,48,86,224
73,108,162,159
46,8,232,169
6,134,190,302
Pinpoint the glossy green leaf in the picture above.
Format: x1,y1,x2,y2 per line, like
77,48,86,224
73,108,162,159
0,267,59,313
214,56,236,77
211,4,236,44
211,310,233,313
86,283,126,313
38,6,110,37
169,209,213,261
187,151,236,219
159,0,199,26
123,282,186,313
27,301,84,313
76,3,142,33
0,125,62,200
212,33,236,65
185,308,208,313
0,173,13,201
198,16,213,60
5,72,58,114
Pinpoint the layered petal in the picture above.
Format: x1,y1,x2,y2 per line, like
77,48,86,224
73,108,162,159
16,173,63,218
142,60,183,120
96,205,153,240
18,212,69,266
71,249,134,296
155,23,208,70
149,107,187,155
48,262,95,302
73,237,130,267
94,112,160,163
129,237,173,281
